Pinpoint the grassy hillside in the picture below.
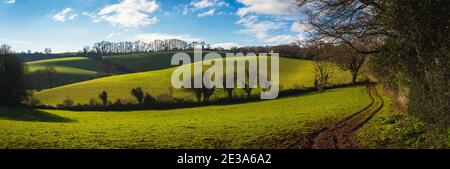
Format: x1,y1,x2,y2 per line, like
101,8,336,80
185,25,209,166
104,52,179,72
26,57,101,89
34,57,356,106
104,51,226,72
0,86,372,148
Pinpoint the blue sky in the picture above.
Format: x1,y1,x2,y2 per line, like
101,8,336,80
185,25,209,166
0,0,308,53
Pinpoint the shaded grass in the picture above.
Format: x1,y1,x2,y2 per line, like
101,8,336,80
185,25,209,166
104,51,227,72
0,107,74,123
0,86,371,149
26,57,101,88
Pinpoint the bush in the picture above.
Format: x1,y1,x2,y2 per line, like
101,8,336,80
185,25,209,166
89,98,100,107
143,93,156,104
131,87,144,104
57,98,74,109
114,99,123,106
370,38,449,127
98,91,108,106
23,95,42,107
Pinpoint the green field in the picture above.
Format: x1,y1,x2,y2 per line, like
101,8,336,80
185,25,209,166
34,57,355,106
105,52,183,72
104,51,226,72
26,57,101,88
0,86,371,148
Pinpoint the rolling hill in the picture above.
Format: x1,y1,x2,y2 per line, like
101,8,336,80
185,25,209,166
0,86,372,148
33,57,356,106
104,51,227,72
26,57,102,89
25,52,226,90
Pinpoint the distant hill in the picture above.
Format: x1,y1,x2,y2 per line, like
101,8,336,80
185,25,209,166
24,51,226,90
104,51,227,72
17,53,80,62
25,57,102,90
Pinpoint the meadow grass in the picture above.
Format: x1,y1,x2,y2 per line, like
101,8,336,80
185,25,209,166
34,57,355,106
0,86,371,148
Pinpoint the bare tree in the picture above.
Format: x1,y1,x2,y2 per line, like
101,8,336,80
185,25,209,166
185,73,216,102
82,46,90,56
333,44,367,84
298,0,388,54
90,39,196,56
99,91,108,106
44,48,52,54
313,60,334,92
131,87,144,104
33,69,45,91
243,69,254,98
222,72,237,99
43,65,57,88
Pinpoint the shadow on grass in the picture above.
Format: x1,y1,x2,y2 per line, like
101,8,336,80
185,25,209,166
0,107,75,123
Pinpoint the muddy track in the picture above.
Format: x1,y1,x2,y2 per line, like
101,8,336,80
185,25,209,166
309,85,384,149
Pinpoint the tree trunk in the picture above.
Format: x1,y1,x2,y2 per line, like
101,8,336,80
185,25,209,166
36,77,40,91
246,90,251,98
227,90,233,99
351,72,358,84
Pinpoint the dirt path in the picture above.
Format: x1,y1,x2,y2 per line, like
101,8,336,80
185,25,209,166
310,85,384,149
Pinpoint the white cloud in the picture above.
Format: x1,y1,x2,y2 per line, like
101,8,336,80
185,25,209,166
265,34,304,44
68,14,78,20
235,0,305,45
197,9,215,17
96,0,159,28
236,0,300,17
52,8,78,22
106,33,116,39
182,6,189,15
291,21,311,32
211,42,240,49
191,0,215,9
236,15,284,40
132,33,201,42
4,0,15,4
236,16,306,45
184,0,228,17
82,12,102,22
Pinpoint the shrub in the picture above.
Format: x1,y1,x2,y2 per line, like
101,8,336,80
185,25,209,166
57,97,74,109
89,98,100,107
143,93,156,104
23,94,42,107
98,91,108,106
114,99,123,106
131,87,144,104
